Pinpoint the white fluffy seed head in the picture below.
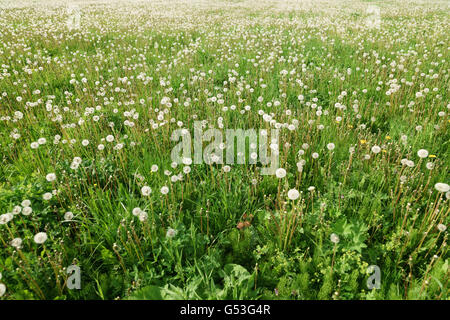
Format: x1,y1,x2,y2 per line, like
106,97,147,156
434,183,450,193
417,149,429,158
330,233,340,244
141,186,152,196
33,232,48,244
275,168,286,178
287,189,300,200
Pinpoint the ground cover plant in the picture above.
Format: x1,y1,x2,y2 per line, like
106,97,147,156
0,0,448,300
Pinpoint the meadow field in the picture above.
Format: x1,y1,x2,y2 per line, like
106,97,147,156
0,0,448,300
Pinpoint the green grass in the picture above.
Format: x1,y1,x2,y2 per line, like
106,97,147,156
0,0,448,300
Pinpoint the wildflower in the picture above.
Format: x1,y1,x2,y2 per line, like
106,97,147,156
312,152,319,159
287,189,300,200
437,224,447,232
46,173,56,182
223,165,231,172
12,206,22,215
434,183,450,193
70,162,80,170
34,232,48,244
43,192,52,200
275,168,286,178
360,139,367,144
166,228,177,238
0,283,5,297
182,157,192,165
160,186,169,194
10,237,22,249
330,233,340,244
0,214,11,224
141,186,152,196
106,135,114,142
21,199,31,207
406,160,415,167
22,206,32,216
64,212,74,221
308,186,315,192
327,143,335,151
417,149,429,158
138,211,148,222
371,145,381,154
426,162,434,170
132,207,142,216
151,165,159,172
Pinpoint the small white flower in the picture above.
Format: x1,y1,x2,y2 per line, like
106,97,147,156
437,224,447,232
287,189,300,200
46,173,56,182
275,168,286,178
434,183,450,193
106,135,114,142
160,186,169,194
166,228,177,238
21,199,31,207
12,206,22,215
182,157,192,165
327,143,335,151
151,165,159,172
22,206,32,216
371,145,381,154
406,160,415,168
132,207,142,216
417,149,429,158
0,214,12,224
223,165,231,173
0,283,5,297
43,192,52,200
141,186,152,196
64,212,74,221
330,233,340,244
34,232,48,244
10,237,22,249
138,211,148,222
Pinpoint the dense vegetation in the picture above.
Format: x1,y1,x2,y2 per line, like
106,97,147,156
0,0,448,300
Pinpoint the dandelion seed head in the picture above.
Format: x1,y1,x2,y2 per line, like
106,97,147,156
34,232,48,244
